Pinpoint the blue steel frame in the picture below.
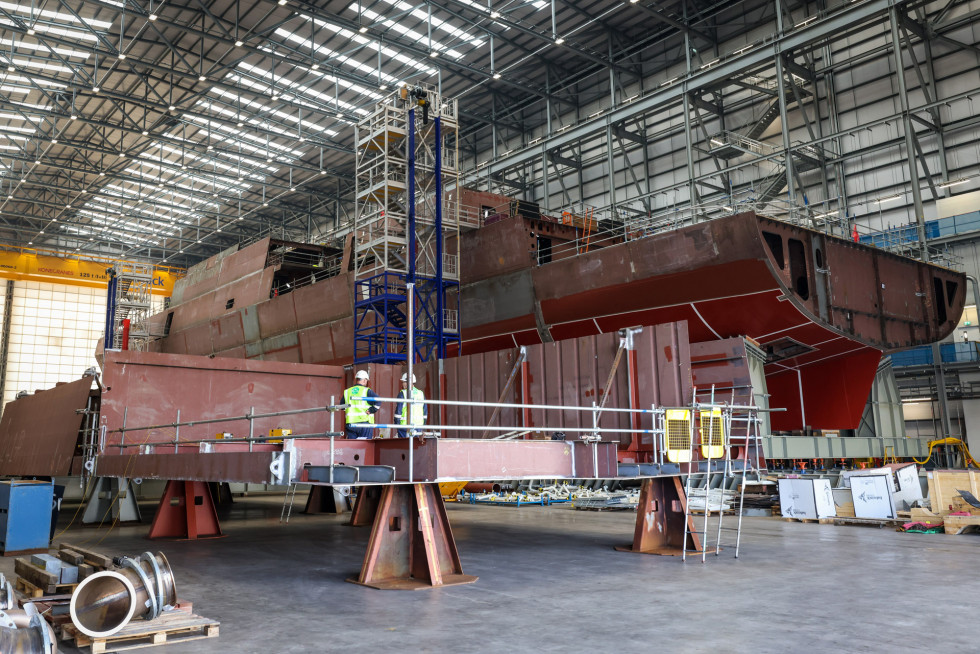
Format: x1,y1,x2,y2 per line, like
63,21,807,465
353,111,460,365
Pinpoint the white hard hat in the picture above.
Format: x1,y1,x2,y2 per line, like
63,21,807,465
400,373,416,383
355,369,370,381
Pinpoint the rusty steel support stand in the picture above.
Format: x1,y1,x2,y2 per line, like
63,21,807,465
148,480,225,540
615,477,701,556
348,483,478,590
348,485,382,526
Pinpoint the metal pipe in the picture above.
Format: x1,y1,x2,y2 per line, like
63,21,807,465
0,604,57,654
70,552,176,639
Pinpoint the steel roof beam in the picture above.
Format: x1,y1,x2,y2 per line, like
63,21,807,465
481,0,908,180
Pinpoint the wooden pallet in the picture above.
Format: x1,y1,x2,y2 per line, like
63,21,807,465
818,516,904,528
61,611,219,653
15,576,78,598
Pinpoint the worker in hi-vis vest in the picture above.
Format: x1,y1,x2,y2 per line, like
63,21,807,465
344,369,380,439
394,373,427,438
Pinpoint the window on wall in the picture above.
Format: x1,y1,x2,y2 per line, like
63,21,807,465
2,281,107,407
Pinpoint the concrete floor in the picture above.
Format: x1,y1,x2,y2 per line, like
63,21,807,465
3,492,977,653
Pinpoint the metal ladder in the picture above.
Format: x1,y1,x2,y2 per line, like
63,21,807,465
681,395,760,562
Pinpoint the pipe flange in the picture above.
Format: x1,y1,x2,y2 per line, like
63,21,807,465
0,610,15,630
119,557,158,620
25,604,54,654
0,572,13,610
70,571,138,639
140,552,167,615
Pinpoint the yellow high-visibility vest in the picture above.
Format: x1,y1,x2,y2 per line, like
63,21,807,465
397,387,425,426
344,385,374,424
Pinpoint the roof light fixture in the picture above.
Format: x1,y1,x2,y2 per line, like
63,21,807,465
938,177,973,189
554,37,565,45
492,72,501,79
149,13,158,21
235,40,244,47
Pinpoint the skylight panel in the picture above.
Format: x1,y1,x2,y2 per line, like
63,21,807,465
0,39,90,59
10,58,73,74
203,86,339,135
359,0,485,47
0,19,98,42
296,16,437,76
5,74,67,89
0,2,113,29
356,8,465,59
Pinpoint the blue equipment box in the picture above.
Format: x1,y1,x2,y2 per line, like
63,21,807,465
0,480,54,555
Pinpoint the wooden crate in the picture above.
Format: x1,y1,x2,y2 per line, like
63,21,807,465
943,514,980,535
61,611,219,653
926,470,980,515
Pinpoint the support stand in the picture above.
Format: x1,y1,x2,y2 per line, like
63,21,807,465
616,477,701,556
81,477,142,525
304,486,348,514
148,480,224,540
348,485,382,526
348,483,477,590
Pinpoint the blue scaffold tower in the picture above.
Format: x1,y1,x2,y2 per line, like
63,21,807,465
352,83,461,364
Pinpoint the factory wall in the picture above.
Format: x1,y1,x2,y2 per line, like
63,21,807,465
0,280,165,410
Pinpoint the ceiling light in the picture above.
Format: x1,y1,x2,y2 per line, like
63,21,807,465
270,93,278,100
379,84,387,90
311,63,319,70
492,72,501,79
99,171,105,175
6,194,10,199
6,65,13,72
873,194,902,204
320,169,326,175
490,10,500,18
169,105,176,111
92,86,99,93
336,112,342,118
235,39,244,47
290,186,295,192
27,241,32,245
70,114,77,120
142,130,149,136
34,159,40,164
26,29,35,35
149,13,158,21
118,53,126,60
119,152,126,158
429,51,438,58
938,177,972,189
50,139,57,144
66,204,70,209
554,37,565,45
358,26,368,33
198,74,207,82
263,202,268,206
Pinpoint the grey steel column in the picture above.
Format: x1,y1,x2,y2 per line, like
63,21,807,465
0,280,14,407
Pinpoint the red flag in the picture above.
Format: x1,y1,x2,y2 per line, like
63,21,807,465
852,224,859,242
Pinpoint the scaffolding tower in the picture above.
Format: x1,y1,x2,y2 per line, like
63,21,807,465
353,83,461,364
105,262,153,351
